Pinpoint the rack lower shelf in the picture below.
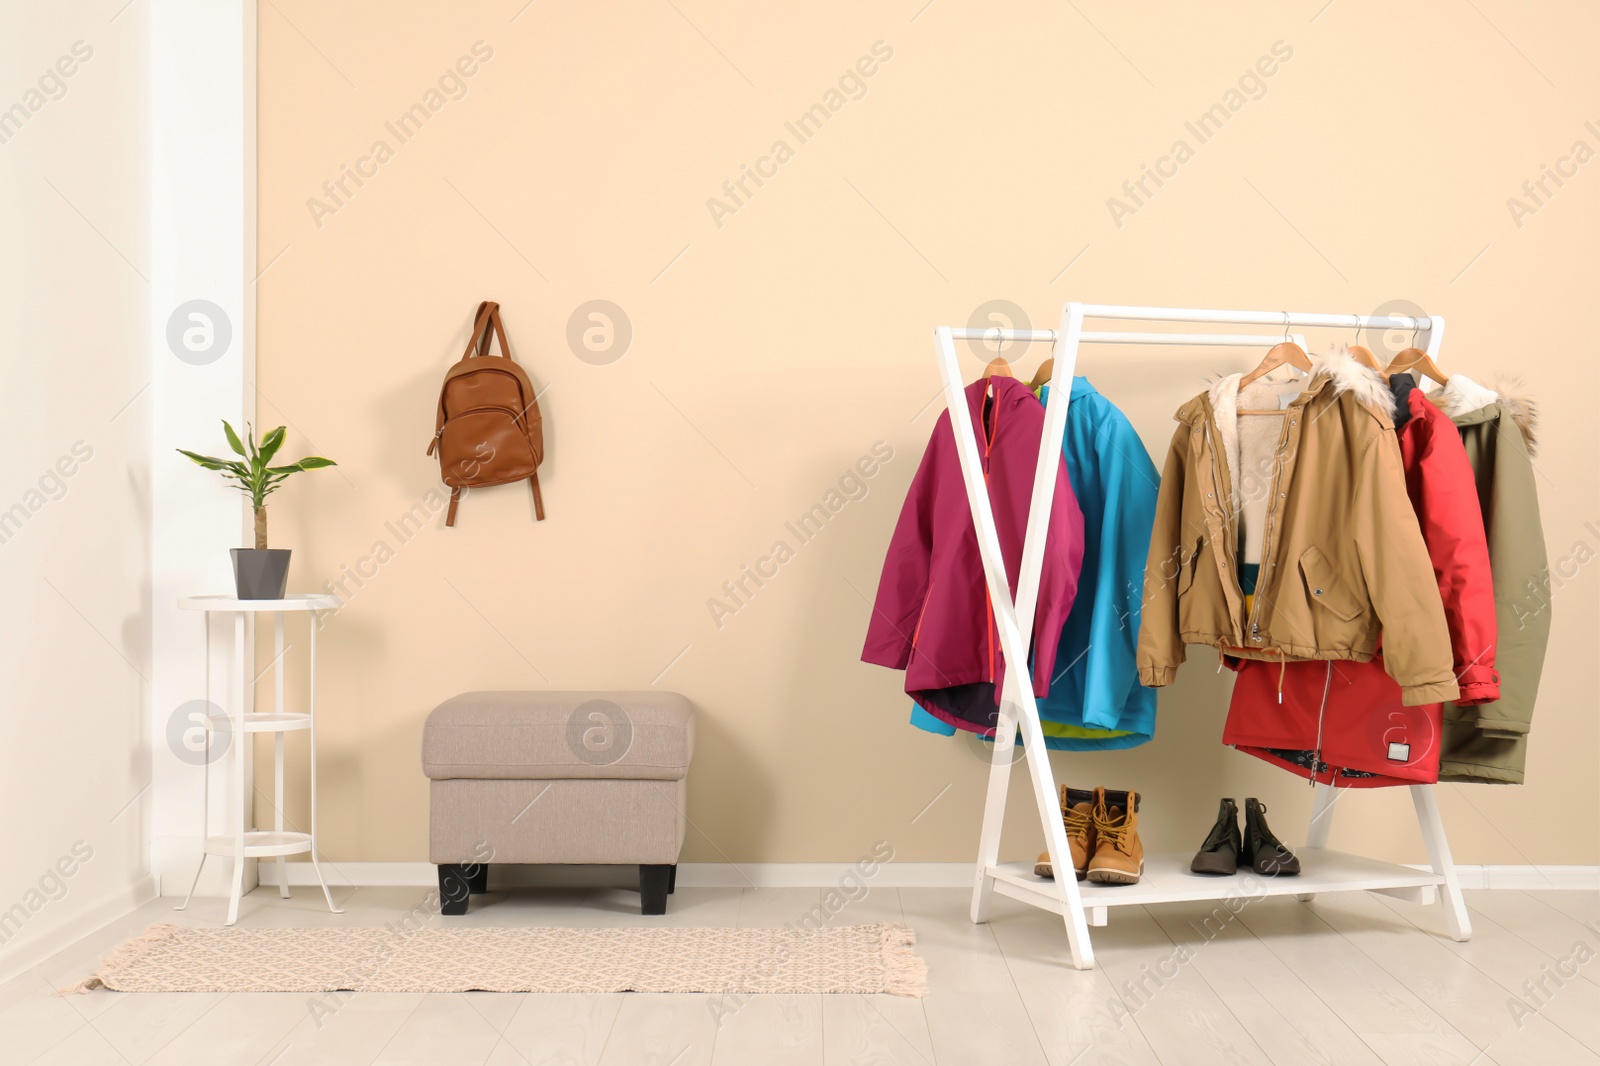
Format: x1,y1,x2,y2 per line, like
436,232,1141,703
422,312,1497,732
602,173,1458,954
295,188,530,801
203,831,314,858
990,848,1443,913
206,711,311,733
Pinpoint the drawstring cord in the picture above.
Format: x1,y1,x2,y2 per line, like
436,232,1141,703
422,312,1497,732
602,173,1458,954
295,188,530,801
1309,660,1333,787
1276,648,1288,704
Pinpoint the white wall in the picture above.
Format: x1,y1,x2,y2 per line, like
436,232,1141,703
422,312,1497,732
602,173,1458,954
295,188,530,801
147,0,257,901
0,1,155,971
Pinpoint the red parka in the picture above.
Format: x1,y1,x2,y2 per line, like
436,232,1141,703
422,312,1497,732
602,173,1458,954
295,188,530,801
1224,376,1498,785
862,376,1084,703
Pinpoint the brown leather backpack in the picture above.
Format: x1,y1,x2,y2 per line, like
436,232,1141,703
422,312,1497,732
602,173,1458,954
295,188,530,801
427,301,545,526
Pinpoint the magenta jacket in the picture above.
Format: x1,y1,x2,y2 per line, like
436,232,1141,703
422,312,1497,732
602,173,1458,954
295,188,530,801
862,376,1085,702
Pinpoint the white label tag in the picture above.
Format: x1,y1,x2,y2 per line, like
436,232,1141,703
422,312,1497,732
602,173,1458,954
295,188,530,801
1387,741,1410,762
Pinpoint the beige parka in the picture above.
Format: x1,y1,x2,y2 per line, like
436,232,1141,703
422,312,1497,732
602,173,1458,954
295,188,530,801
1137,351,1460,707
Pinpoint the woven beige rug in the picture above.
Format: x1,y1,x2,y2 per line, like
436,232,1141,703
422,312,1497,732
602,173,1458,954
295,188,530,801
70,923,926,997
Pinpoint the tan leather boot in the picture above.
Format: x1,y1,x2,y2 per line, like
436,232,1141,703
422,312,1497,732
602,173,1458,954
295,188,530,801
1087,787,1144,884
1034,786,1097,880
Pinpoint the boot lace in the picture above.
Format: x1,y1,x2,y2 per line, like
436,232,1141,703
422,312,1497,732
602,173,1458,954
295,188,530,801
1063,803,1092,840
1094,808,1133,854
1251,802,1290,853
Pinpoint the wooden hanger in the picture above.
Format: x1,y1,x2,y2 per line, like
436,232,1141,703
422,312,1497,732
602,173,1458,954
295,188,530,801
982,357,1013,379
1239,340,1311,388
1345,317,1383,371
1234,316,1312,415
1028,358,1054,390
1348,344,1383,371
1386,343,1447,386
1238,317,1312,389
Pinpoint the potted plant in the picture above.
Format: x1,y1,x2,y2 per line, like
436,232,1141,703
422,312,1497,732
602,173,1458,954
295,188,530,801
178,421,337,599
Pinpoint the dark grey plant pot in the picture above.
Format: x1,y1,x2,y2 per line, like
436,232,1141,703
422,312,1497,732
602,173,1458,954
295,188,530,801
231,548,291,599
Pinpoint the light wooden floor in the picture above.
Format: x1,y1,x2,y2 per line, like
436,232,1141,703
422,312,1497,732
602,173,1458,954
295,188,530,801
3,883,1597,1065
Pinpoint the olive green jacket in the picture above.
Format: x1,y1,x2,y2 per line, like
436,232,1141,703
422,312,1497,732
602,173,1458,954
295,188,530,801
1435,376,1549,784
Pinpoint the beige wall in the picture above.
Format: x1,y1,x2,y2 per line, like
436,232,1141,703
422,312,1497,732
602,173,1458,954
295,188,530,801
256,1,1598,866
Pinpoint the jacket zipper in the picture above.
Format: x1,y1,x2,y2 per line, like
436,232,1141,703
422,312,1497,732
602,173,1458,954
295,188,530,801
982,390,1000,682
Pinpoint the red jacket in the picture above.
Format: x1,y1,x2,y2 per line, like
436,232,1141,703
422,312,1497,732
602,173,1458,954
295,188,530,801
1393,378,1499,703
1224,377,1497,785
862,376,1084,702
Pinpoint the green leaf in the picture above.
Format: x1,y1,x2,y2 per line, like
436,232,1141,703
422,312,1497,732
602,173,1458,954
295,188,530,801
222,421,247,457
258,426,287,465
177,449,230,471
266,456,337,474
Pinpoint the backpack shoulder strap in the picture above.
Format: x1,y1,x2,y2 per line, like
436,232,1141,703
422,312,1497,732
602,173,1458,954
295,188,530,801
431,302,513,456
465,301,512,361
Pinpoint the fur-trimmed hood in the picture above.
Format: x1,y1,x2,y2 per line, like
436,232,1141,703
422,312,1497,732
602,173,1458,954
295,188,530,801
1432,374,1539,457
1199,347,1393,511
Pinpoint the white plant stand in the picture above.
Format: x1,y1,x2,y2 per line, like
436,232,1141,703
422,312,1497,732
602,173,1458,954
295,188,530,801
936,301,1472,969
174,594,342,926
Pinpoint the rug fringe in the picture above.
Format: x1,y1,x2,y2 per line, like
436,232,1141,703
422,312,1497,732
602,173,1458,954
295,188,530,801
878,923,928,998
61,923,183,995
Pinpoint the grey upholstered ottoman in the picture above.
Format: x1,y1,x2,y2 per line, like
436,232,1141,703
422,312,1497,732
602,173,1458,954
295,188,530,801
422,690,694,915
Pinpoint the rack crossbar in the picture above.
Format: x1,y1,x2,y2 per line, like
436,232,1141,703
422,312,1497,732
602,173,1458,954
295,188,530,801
1074,303,1435,331
948,329,1314,347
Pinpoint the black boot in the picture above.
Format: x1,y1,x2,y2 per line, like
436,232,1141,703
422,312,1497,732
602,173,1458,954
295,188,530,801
1241,797,1300,876
1190,798,1241,875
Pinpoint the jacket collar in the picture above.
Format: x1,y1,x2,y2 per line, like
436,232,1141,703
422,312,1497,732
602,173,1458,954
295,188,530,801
962,374,1035,435
1305,344,1398,415
1037,376,1098,405
1433,373,1539,456
1390,373,1419,431
1197,347,1392,511
1432,373,1499,418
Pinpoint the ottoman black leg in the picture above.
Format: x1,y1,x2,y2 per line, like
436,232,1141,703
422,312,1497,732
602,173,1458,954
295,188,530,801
438,864,472,915
640,864,672,915
668,863,677,894
466,862,490,894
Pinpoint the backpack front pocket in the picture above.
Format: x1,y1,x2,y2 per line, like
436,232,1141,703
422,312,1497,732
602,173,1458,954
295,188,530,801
439,408,537,485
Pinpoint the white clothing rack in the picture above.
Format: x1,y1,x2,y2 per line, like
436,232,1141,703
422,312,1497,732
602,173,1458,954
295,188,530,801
931,301,1467,970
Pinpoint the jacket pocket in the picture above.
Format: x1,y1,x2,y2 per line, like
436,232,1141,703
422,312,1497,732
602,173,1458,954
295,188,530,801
1298,546,1362,621
1177,538,1200,596
1173,537,1204,635
1171,537,1201,597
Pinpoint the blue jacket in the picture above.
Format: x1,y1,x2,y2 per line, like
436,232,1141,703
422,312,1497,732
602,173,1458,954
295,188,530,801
911,377,1160,749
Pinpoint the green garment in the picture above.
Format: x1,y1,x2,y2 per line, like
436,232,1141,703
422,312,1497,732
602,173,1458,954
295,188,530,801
1437,380,1549,785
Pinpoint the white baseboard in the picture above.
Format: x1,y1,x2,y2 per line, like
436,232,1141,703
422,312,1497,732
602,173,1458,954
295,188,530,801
249,861,1600,892
251,862,977,890
0,875,159,985
1414,864,1600,890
